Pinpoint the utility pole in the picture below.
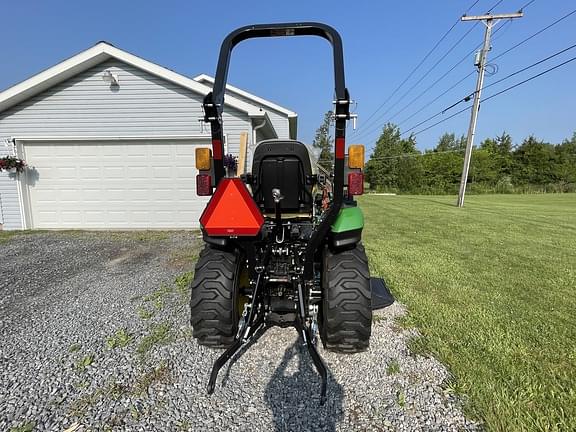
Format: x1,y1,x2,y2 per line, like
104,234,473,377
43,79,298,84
457,12,523,207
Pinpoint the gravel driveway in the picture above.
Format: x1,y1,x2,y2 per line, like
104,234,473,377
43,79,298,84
0,232,478,431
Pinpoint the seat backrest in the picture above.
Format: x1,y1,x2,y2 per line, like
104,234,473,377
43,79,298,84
251,140,313,213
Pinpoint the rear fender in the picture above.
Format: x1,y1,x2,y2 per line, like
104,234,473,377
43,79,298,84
329,205,364,249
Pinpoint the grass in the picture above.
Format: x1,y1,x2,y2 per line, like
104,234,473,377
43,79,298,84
169,246,200,268
106,328,133,349
69,362,169,418
0,229,171,245
107,231,170,242
137,306,154,320
68,343,82,353
76,354,94,372
132,361,171,395
360,193,576,431
386,359,401,375
174,271,194,304
9,422,35,432
0,229,48,244
137,322,174,355
396,389,406,408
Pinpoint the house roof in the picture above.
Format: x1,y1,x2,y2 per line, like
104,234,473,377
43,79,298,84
194,74,298,139
0,42,268,118
193,74,297,118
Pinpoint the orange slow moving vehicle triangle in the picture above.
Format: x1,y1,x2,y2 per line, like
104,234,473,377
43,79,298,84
200,178,264,236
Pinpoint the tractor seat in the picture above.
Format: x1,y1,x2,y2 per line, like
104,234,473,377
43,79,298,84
251,139,314,213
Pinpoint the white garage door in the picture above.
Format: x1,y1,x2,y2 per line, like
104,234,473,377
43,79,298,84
21,139,211,229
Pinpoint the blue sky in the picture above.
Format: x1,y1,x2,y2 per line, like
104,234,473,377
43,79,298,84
1,0,574,153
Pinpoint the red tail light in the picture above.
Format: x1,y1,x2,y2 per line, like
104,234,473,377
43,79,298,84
200,178,264,236
348,172,364,195
196,174,212,196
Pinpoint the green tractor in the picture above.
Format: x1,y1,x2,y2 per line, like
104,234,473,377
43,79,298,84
190,22,390,404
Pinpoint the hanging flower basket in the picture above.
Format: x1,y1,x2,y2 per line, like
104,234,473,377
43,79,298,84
0,156,27,173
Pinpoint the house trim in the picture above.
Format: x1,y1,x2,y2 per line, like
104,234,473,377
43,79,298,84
194,74,298,139
0,42,266,118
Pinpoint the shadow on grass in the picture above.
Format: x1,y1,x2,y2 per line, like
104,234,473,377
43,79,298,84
399,195,457,208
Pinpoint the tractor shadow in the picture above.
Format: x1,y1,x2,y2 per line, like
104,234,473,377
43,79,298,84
264,341,344,432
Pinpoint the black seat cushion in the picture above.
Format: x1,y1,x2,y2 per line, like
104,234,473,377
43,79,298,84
251,140,313,213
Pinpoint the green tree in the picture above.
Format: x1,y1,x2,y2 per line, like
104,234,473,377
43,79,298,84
435,133,466,152
553,132,576,188
495,132,513,155
397,134,424,192
476,132,514,187
365,123,422,191
417,132,467,192
312,111,334,171
512,135,555,185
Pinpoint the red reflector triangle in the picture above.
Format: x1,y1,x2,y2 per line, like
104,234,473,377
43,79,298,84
200,178,264,236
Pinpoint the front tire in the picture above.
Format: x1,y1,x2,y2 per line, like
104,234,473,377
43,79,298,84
320,244,372,353
190,246,241,348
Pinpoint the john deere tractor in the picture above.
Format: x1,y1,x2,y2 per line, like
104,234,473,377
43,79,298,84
190,22,375,404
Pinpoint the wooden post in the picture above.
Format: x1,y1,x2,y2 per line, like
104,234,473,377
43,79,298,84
238,132,248,175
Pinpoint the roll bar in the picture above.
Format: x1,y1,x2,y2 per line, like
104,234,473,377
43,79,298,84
203,23,351,277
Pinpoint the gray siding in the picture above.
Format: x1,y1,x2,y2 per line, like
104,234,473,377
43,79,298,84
221,90,291,140
0,143,21,229
0,59,253,230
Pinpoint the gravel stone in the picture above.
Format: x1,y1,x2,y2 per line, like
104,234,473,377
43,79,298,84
0,231,480,431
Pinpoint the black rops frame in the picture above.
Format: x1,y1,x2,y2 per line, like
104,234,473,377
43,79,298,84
202,22,351,278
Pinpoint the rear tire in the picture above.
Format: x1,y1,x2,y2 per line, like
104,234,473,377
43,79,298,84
320,244,372,353
190,246,241,348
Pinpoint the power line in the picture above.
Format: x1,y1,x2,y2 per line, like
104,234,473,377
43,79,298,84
385,22,508,121
482,55,576,103
491,17,513,42
354,0,508,138
409,54,576,137
363,23,479,126
394,1,545,129
319,148,466,162
354,17,510,142
411,106,472,137
402,42,576,135
486,0,504,13
352,0,486,135
396,71,475,127
491,7,576,62
398,19,512,123
354,22,480,136
520,0,537,9
370,2,570,141
483,42,576,91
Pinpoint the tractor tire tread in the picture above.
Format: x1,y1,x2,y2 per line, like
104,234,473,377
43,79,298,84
321,244,372,353
190,246,239,348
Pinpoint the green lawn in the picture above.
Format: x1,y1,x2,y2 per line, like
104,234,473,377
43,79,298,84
360,193,576,431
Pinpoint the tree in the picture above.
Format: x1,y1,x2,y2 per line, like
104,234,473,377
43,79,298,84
553,132,576,188
435,133,466,152
477,132,514,186
495,132,513,155
512,135,555,185
365,123,422,191
312,111,334,170
418,132,467,192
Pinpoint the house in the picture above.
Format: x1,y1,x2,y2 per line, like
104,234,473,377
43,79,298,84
0,42,297,230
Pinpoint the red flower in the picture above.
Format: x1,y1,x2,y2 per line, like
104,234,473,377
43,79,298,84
0,156,27,173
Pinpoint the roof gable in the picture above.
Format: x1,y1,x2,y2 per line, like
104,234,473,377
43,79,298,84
193,74,297,118
0,42,264,117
